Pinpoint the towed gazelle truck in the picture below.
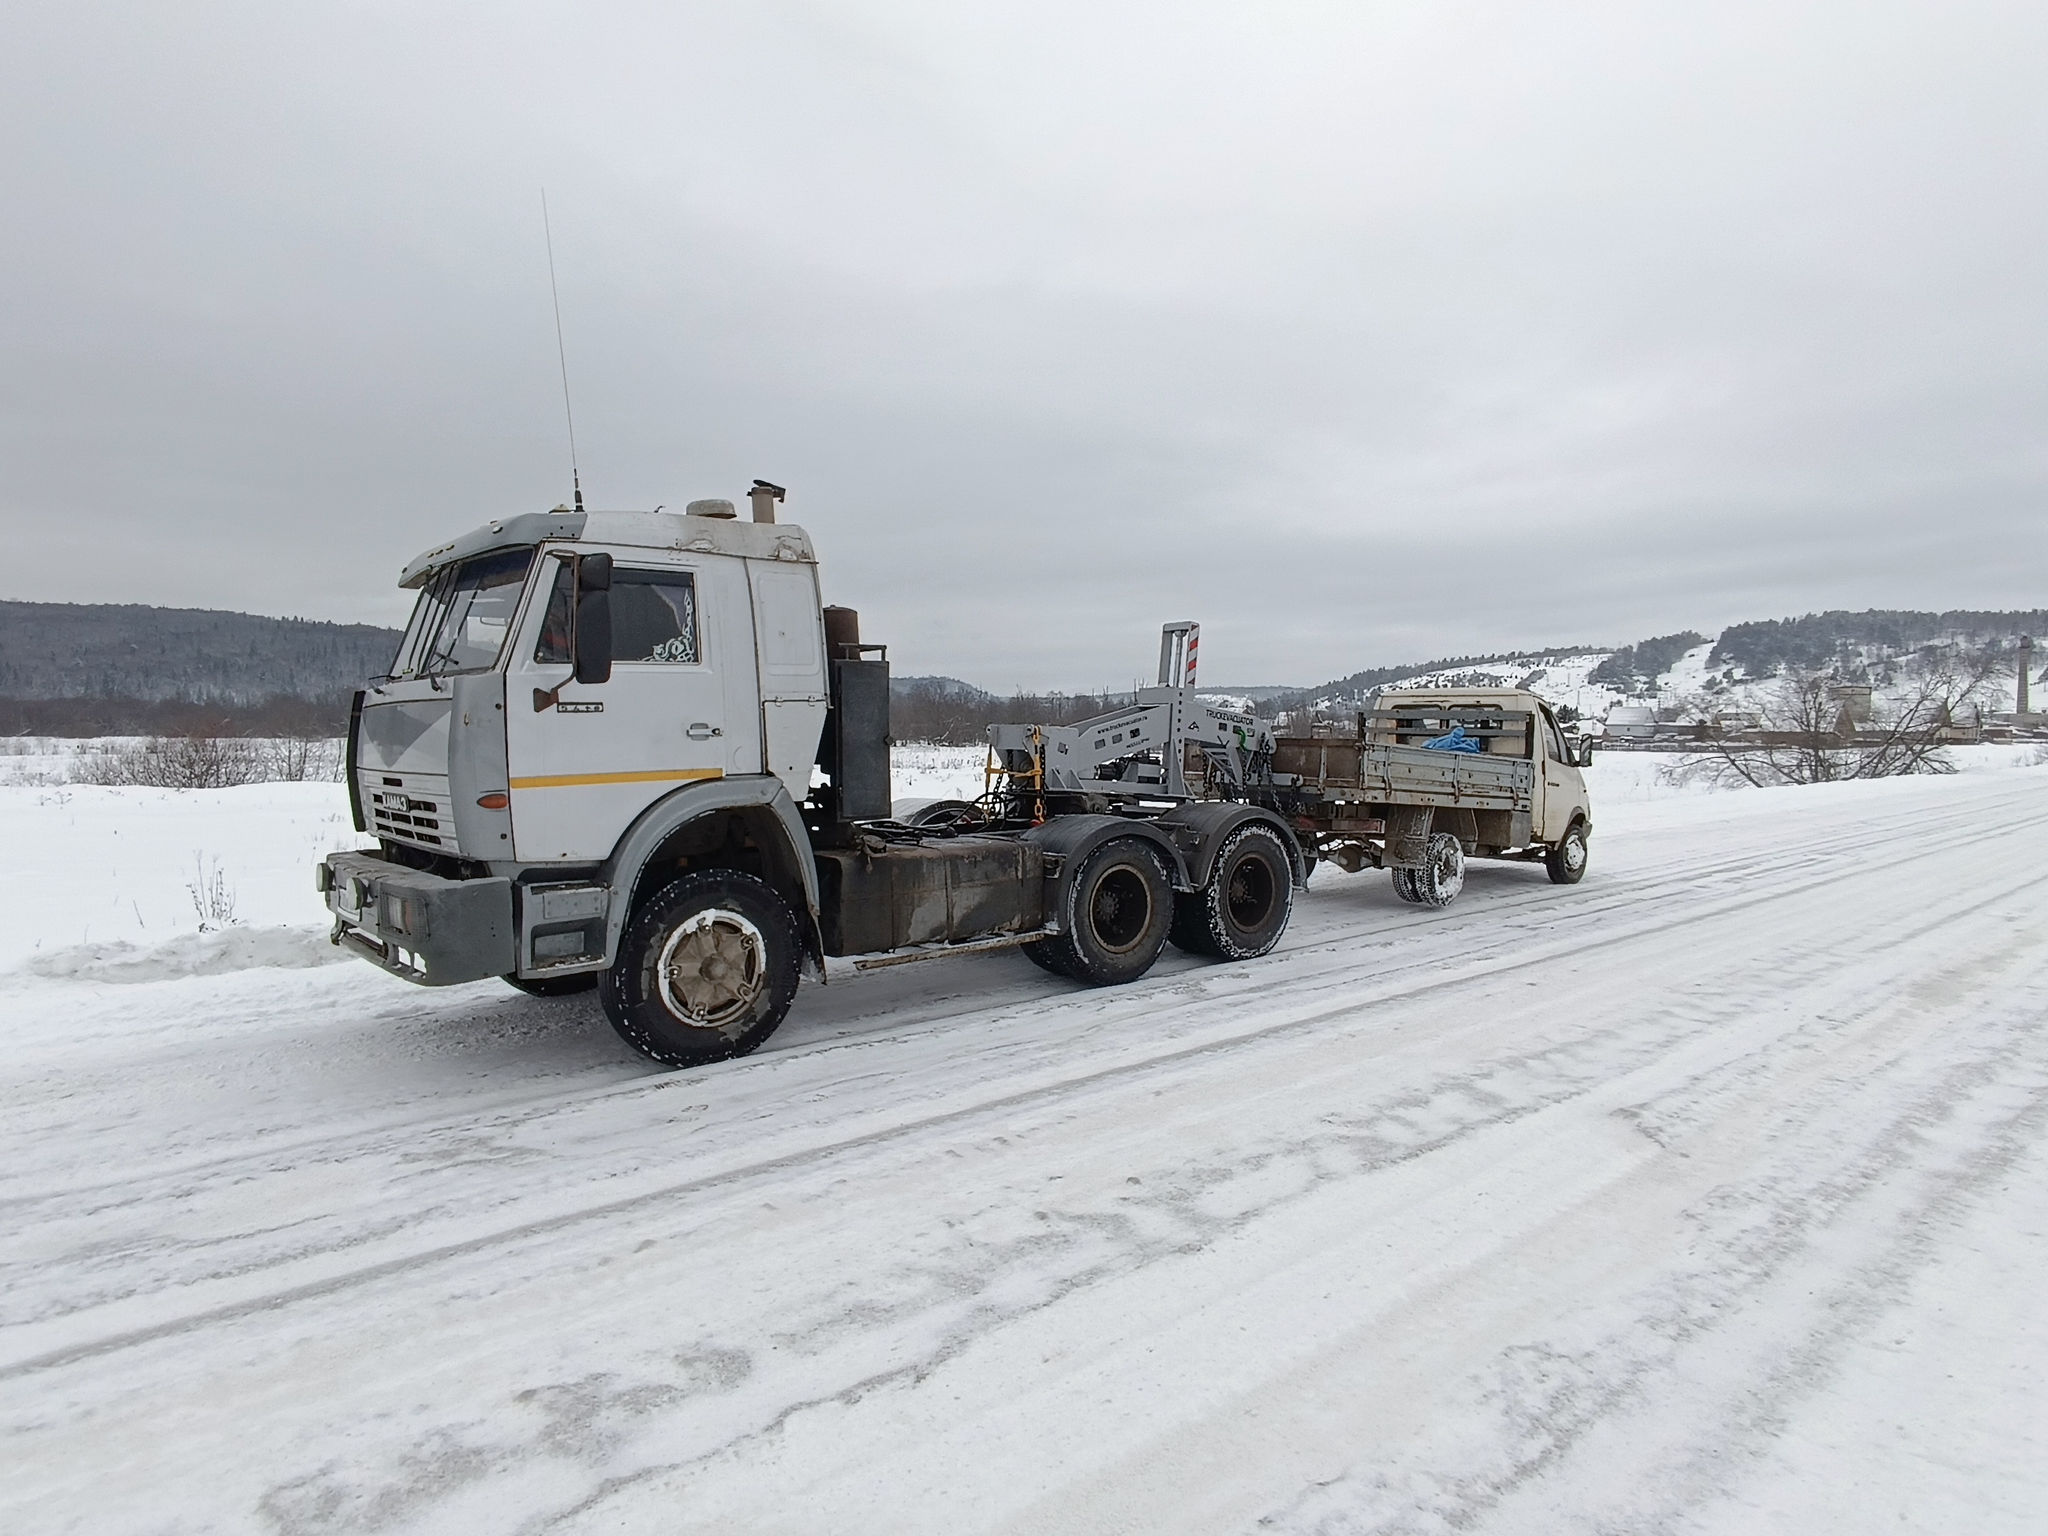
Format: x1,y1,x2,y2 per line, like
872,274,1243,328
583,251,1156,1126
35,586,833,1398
319,488,1304,1067
1254,690,1595,906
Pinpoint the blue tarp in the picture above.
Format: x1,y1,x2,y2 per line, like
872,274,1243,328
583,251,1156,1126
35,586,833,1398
1421,725,1484,754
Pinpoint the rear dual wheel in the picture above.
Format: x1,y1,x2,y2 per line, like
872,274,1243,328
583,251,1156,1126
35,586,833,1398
1034,838,1174,985
1392,832,1465,908
1168,823,1294,961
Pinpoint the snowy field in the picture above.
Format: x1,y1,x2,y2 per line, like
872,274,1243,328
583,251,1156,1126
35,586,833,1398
5,747,2048,1532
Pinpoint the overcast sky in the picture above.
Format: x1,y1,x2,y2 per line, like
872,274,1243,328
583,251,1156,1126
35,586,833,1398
4,2,2044,690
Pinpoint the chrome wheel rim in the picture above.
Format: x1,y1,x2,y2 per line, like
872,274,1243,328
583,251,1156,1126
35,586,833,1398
1431,842,1465,901
655,908,766,1034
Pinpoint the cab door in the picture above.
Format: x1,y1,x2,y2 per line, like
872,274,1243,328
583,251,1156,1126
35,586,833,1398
747,560,829,805
507,550,731,863
1535,704,1587,842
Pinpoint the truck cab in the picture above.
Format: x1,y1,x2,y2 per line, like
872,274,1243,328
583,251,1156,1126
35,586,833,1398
359,507,823,861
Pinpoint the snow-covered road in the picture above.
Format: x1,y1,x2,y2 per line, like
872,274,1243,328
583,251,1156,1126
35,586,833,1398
5,766,2047,1533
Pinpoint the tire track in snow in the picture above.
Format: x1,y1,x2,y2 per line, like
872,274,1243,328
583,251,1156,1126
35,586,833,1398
332,832,2048,1534
1249,932,2048,1535
0,775,2017,1219
4,808,2042,1387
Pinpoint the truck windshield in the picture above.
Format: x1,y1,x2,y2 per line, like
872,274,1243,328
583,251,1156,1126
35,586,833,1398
390,548,536,679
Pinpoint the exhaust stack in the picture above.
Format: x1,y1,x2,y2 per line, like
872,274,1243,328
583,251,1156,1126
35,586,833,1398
750,479,786,524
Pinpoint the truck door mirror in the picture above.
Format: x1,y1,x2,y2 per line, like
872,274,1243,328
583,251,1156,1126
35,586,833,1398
1573,737,1595,767
573,556,613,686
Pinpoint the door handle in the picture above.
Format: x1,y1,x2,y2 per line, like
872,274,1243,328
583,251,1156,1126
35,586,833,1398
687,722,723,740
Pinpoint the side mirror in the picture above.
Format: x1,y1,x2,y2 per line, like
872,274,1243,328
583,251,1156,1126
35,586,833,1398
1573,737,1595,767
573,554,614,686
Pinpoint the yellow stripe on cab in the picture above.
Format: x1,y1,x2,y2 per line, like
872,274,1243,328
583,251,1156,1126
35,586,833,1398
509,768,726,790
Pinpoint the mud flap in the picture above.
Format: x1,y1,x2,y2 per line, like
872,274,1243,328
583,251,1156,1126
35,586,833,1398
1384,805,1433,869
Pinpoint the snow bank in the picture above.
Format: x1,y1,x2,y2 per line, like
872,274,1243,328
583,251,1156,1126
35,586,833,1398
20,924,348,984
2,744,2036,981
0,782,358,971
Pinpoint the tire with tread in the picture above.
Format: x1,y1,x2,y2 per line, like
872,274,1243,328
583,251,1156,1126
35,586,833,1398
1020,937,1069,975
1545,821,1590,885
1390,866,1424,904
599,870,800,1067
1168,892,1218,956
502,972,598,998
1409,831,1466,908
1169,823,1293,960
1042,838,1173,986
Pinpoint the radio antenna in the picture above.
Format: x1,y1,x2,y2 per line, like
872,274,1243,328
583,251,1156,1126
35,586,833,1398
541,188,584,513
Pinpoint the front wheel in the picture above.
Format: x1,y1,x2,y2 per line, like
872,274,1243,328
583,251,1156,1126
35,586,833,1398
1545,823,1590,885
1043,838,1173,986
600,870,800,1067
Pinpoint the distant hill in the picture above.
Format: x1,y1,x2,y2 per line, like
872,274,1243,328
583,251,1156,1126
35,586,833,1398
1590,631,1706,690
0,600,403,734
0,600,402,705
1274,647,1610,713
6,599,2044,739
1708,609,2048,676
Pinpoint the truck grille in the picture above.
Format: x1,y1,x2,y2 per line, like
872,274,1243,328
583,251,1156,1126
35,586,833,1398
365,773,453,851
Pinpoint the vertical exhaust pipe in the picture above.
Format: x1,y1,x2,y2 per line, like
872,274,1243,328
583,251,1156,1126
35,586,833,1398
750,479,786,524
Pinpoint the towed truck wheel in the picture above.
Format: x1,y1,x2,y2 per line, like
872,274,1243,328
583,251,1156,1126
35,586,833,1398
1409,832,1467,908
600,870,800,1068
1043,838,1173,985
1169,824,1294,960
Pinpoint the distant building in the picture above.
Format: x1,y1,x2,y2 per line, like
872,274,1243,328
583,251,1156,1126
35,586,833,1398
1604,705,1657,741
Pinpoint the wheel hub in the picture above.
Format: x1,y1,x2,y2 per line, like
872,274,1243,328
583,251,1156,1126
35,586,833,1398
1226,857,1275,930
1091,867,1153,952
655,908,766,1034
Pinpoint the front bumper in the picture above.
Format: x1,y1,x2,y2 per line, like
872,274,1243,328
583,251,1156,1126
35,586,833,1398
319,850,514,986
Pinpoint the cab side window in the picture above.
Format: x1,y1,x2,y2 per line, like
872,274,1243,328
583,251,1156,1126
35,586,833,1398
610,569,699,664
1541,713,1567,763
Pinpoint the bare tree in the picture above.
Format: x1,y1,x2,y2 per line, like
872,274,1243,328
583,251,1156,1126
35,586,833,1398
74,735,266,788
1674,646,2002,788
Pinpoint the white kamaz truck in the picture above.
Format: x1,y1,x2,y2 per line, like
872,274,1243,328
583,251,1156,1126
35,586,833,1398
319,489,1305,1067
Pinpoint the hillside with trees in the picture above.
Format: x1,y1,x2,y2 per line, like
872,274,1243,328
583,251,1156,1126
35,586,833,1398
1710,610,2048,678
0,601,401,734
7,600,2047,739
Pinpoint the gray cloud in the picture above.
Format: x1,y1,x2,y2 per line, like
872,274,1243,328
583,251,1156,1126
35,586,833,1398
4,1,2044,689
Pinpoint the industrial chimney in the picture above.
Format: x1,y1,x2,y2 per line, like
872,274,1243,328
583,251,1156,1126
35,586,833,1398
2021,635,2035,717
